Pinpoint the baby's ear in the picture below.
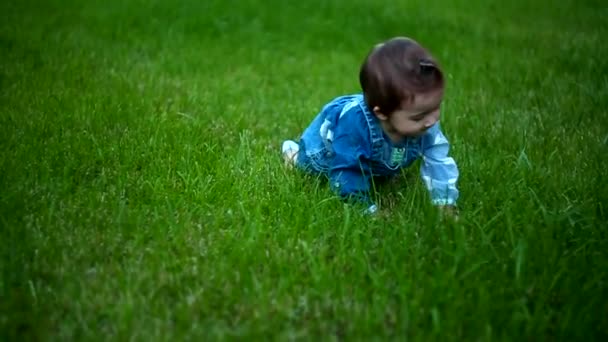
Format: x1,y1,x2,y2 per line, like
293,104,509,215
373,106,388,121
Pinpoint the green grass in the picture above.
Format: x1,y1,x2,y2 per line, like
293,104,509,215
1,0,607,340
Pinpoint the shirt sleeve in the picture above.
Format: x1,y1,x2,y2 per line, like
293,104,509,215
328,111,374,206
420,122,460,206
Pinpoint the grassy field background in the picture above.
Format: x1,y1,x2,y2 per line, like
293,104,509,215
1,0,607,340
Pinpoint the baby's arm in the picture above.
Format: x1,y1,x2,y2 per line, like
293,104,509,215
420,123,460,208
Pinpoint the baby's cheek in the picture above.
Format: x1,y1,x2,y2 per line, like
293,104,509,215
433,111,441,121
403,121,420,130
401,123,420,134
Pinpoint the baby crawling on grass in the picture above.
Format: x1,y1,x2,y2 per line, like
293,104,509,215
282,37,459,216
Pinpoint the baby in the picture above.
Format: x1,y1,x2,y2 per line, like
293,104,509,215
282,37,459,215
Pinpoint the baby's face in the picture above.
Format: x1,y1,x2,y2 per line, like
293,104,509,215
387,90,443,138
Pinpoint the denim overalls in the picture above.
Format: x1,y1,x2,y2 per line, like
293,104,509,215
296,94,459,206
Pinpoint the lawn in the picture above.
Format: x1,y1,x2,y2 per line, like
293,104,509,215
1,0,607,340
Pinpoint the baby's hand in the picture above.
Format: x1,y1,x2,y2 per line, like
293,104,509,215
438,205,459,221
364,204,378,215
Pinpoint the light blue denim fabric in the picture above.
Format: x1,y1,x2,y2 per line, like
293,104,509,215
296,94,459,206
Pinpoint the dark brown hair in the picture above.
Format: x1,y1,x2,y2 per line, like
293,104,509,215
359,37,444,115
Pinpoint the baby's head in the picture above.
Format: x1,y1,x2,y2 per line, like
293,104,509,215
360,37,445,138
